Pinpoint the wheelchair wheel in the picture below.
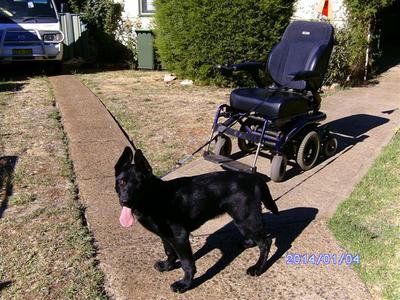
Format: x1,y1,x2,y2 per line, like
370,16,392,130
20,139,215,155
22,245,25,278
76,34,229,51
323,136,338,157
296,131,320,171
214,135,232,156
237,122,257,153
270,154,287,182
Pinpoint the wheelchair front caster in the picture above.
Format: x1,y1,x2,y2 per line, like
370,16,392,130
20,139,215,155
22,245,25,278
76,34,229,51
297,131,320,171
214,135,232,156
270,154,287,182
323,136,338,157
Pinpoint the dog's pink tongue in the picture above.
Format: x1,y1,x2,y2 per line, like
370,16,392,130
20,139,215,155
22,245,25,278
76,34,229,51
119,207,134,228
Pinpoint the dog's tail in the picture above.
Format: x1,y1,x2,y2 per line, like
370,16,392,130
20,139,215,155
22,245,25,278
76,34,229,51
261,184,279,215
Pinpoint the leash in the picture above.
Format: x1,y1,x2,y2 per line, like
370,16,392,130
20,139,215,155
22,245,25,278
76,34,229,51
86,84,138,152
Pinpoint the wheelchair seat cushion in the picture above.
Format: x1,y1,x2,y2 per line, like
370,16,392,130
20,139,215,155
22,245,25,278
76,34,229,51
230,88,310,119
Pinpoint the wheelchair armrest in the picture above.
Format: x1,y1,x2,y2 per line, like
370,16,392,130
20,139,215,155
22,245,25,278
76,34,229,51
215,64,235,77
215,61,265,76
215,61,265,87
288,70,320,81
288,70,321,91
231,61,265,73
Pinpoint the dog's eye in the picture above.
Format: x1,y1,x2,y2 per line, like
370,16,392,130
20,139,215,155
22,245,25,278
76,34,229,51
120,179,126,186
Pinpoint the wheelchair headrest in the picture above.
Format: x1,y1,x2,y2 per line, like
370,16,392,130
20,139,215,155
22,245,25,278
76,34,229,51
268,20,334,91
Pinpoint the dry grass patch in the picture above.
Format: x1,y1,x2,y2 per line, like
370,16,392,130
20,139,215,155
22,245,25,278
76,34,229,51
77,70,231,176
0,77,106,299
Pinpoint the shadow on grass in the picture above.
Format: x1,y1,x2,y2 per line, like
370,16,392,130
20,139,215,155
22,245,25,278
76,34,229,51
64,63,132,76
0,60,133,82
0,156,18,218
0,82,25,93
0,281,13,292
190,207,318,289
0,62,58,80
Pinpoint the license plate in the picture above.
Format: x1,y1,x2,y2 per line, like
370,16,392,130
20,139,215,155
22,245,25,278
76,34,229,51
12,49,33,55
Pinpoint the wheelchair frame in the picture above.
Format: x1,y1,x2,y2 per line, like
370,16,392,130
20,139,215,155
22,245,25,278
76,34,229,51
204,101,336,182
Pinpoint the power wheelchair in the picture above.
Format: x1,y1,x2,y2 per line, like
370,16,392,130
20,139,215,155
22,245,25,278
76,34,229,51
203,20,338,182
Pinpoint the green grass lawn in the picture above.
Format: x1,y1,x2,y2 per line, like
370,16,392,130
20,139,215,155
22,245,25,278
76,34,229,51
329,132,400,300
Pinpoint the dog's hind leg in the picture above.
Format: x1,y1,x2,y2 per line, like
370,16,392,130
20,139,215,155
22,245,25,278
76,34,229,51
154,239,179,272
246,235,272,276
234,216,272,276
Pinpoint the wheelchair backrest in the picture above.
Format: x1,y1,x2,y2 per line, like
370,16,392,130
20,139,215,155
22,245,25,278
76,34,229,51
267,20,334,91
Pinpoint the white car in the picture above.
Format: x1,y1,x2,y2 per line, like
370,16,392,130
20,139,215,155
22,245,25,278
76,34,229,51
0,0,63,64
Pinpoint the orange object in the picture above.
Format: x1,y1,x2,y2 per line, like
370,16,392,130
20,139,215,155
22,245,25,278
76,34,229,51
322,0,329,17
318,0,333,19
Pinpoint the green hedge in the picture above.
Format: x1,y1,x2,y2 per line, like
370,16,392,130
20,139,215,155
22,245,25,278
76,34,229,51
154,0,295,84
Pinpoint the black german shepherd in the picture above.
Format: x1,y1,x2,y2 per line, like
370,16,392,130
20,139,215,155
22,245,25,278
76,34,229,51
114,147,278,293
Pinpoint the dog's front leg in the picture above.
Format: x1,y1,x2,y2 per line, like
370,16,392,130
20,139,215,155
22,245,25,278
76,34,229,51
168,232,196,293
154,239,178,272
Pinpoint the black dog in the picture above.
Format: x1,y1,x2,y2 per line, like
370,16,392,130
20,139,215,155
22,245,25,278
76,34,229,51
115,147,278,293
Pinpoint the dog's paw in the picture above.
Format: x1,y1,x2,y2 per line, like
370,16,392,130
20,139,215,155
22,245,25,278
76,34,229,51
246,265,263,277
170,280,190,293
154,260,175,272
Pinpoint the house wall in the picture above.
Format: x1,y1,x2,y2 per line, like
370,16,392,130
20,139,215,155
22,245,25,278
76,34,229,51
119,0,349,30
118,0,153,29
292,0,348,28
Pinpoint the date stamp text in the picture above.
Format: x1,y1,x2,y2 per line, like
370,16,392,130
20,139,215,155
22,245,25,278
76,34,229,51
286,253,360,265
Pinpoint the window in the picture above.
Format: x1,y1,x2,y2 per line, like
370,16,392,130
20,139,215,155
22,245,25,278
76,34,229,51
0,0,57,20
140,0,155,15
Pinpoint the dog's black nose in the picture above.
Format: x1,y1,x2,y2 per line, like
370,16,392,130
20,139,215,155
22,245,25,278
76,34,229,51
120,199,129,206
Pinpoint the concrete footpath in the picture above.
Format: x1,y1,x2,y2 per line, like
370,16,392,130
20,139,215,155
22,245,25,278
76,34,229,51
49,66,400,300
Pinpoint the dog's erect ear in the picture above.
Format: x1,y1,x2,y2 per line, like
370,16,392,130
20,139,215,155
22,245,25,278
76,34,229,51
134,149,152,176
115,147,134,175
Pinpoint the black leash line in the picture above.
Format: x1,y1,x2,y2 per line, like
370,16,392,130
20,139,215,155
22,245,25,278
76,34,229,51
85,84,138,152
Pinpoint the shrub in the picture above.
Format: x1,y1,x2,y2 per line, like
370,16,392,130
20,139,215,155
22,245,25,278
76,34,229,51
324,26,353,85
67,0,117,34
67,0,132,63
115,18,143,69
154,0,296,85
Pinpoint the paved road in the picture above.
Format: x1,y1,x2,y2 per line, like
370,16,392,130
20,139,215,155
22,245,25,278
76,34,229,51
50,66,399,300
